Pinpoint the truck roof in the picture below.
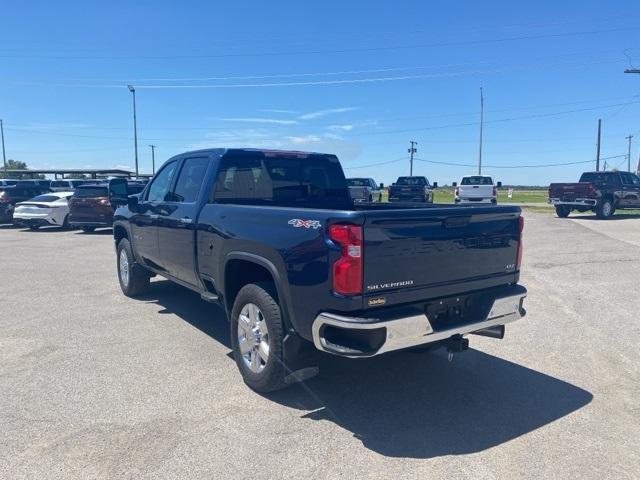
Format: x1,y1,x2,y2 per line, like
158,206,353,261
179,148,335,158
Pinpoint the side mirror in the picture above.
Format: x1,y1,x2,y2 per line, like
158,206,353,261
432,182,438,188
127,194,140,212
108,178,128,206
379,183,384,189
452,181,458,187
497,181,502,188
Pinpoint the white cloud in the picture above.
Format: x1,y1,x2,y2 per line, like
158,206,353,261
298,107,358,120
286,135,322,144
210,117,297,125
327,124,354,131
259,109,299,114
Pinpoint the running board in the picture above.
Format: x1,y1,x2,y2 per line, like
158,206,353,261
200,292,220,303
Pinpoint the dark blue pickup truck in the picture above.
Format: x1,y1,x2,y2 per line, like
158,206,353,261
110,148,526,392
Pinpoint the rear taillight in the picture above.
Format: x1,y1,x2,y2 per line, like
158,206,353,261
0,191,11,203
586,183,596,196
454,188,459,196
98,197,110,206
329,224,363,296
516,216,524,270
493,186,497,196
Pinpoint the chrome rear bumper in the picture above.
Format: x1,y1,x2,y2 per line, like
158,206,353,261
312,287,527,358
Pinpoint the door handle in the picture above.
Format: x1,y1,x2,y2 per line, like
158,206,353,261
180,217,193,224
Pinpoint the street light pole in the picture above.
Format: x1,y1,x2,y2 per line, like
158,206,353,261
626,135,634,172
0,119,6,175
478,86,484,175
149,144,156,175
127,85,139,178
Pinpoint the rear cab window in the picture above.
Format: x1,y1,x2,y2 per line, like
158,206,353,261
73,186,109,198
396,177,428,186
212,152,350,207
461,176,493,185
579,172,620,186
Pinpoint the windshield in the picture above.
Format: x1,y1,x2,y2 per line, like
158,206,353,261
396,177,427,186
461,176,493,185
73,186,109,198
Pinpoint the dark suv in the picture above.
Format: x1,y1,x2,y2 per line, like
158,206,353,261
69,181,145,232
0,184,52,223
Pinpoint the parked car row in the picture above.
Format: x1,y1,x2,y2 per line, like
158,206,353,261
0,179,145,230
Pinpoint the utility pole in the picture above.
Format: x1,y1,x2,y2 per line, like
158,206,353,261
0,119,6,175
149,144,156,175
626,135,634,172
408,141,417,176
623,69,639,172
127,85,139,178
595,119,602,171
478,86,484,175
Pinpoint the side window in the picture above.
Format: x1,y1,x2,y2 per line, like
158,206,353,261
213,157,264,201
621,173,634,186
370,179,376,189
172,157,209,203
146,161,177,202
632,175,640,186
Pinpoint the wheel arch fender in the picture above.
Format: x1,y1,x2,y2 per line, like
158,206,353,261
222,252,295,331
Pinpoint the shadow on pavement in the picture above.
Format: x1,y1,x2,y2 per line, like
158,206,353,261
569,214,640,221
74,228,114,235
141,279,231,349
137,280,593,459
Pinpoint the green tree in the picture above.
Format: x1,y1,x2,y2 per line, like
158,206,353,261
3,159,44,179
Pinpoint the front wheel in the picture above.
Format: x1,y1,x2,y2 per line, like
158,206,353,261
555,205,571,218
230,282,288,393
596,199,615,219
116,238,150,297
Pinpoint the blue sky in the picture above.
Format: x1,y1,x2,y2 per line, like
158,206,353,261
1,0,639,185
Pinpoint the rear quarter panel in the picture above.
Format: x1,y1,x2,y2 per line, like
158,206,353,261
196,204,362,339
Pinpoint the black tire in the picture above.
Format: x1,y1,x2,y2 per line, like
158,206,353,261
555,205,571,218
116,238,150,297
62,215,70,230
28,224,40,231
368,194,373,202
596,198,615,219
230,282,288,393
82,226,95,233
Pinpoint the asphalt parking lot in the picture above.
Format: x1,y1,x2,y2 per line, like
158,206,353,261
1,211,639,479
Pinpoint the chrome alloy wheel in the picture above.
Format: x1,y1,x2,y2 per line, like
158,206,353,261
237,303,269,373
602,201,612,217
119,249,130,288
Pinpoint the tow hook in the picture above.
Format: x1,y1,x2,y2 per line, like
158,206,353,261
444,335,469,362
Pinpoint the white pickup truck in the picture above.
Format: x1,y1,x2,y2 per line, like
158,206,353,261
455,175,498,204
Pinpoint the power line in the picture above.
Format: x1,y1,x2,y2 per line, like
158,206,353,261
343,157,407,170
414,154,626,169
1,26,636,60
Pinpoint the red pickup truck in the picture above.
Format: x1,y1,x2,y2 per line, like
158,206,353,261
549,171,640,218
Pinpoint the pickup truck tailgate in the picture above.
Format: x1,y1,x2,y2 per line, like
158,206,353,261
548,182,593,201
362,207,520,305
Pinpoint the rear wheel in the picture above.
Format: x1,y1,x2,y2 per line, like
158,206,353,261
82,226,95,233
116,238,150,297
555,205,571,218
230,282,287,393
62,215,70,230
596,199,615,219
